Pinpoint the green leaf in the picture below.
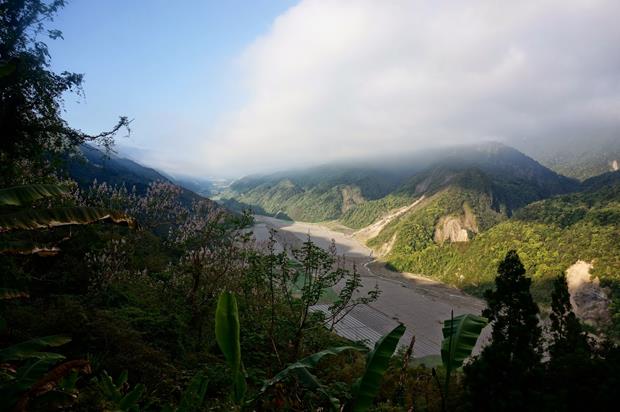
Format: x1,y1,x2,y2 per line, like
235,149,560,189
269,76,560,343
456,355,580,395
215,291,246,403
352,324,406,412
178,372,209,411
258,345,362,409
260,345,362,393
0,335,71,362
119,383,145,410
115,370,129,387
0,206,135,232
441,313,488,373
0,61,16,78
0,184,69,206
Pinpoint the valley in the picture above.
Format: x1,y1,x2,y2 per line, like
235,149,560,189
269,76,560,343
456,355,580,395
252,215,488,357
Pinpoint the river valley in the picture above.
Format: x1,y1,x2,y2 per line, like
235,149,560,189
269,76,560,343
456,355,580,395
252,215,489,357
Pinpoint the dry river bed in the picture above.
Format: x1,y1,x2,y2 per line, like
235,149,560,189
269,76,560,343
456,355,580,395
252,215,489,358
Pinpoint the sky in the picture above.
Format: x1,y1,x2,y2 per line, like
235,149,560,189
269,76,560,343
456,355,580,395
50,0,620,178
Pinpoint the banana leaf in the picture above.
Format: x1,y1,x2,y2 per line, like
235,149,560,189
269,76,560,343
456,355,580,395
177,372,209,411
258,345,363,409
441,313,488,372
0,240,61,256
0,184,69,206
215,291,246,403
0,288,30,300
0,335,71,362
351,324,406,412
0,207,135,232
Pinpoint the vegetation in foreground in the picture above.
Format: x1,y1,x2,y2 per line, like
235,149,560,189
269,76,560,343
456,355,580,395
2,1,620,411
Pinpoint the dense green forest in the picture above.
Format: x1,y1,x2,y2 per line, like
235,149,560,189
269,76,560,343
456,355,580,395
379,179,620,317
2,1,620,411
223,143,578,225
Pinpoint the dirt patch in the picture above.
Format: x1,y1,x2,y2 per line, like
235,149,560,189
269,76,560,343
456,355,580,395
434,216,469,243
353,196,425,243
433,204,478,245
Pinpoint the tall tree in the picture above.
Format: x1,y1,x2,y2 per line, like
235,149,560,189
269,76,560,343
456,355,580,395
548,274,589,359
463,250,543,412
0,0,129,184
545,274,595,412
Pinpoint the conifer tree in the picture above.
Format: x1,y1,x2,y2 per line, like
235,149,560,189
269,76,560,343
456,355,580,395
548,274,589,359
545,274,594,412
463,250,543,412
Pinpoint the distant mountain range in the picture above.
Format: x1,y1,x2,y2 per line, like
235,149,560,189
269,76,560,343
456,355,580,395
516,135,620,181
221,141,620,319
221,142,579,222
66,145,221,200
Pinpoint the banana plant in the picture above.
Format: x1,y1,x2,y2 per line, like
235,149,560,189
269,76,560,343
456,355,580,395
258,345,364,409
0,335,85,411
215,291,247,404
161,372,209,412
350,324,406,412
440,312,488,408
0,183,134,255
92,370,145,412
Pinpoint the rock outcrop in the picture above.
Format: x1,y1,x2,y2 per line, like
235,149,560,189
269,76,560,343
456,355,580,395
566,260,611,326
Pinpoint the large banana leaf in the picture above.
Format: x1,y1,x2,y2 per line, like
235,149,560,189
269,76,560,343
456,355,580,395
215,291,246,403
441,313,488,373
177,372,209,411
0,335,71,362
0,207,135,232
0,240,61,256
258,345,363,409
351,324,406,412
0,184,69,206
0,288,30,300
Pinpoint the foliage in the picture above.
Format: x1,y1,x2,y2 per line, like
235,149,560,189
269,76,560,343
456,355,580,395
464,251,543,411
351,324,406,412
92,370,145,412
0,184,70,206
258,345,363,409
161,372,209,412
440,312,487,408
0,333,90,412
548,274,590,359
215,291,246,404
0,0,130,184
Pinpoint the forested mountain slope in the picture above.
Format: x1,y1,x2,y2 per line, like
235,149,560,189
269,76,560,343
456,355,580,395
225,142,578,223
221,163,418,221
65,145,215,206
517,136,620,181
376,175,620,318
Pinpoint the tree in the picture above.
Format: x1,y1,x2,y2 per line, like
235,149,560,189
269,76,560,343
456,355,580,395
0,0,130,185
545,274,595,412
463,250,543,412
548,274,590,359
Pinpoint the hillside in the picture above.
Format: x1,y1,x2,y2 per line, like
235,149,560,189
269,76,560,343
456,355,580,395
374,176,620,328
342,143,579,229
517,136,620,181
66,145,171,193
224,143,578,223
221,163,417,221
66,145,217,207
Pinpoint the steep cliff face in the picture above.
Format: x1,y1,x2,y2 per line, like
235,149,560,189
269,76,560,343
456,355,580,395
434,205,478,244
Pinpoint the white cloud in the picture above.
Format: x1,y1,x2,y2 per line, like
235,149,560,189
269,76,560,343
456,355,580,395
200,0,620,176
